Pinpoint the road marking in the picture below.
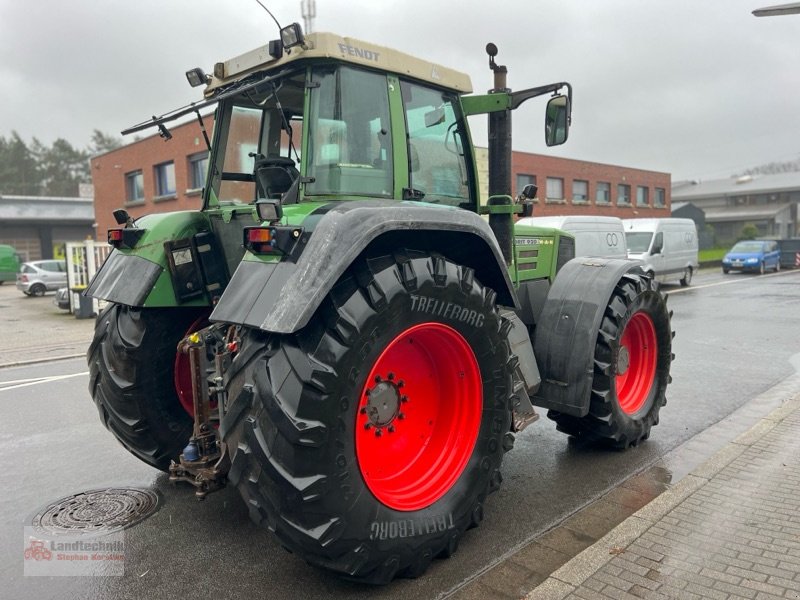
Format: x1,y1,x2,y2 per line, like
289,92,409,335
0,371,88,392
665,269,800,295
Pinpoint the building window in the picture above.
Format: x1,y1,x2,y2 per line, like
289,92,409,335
636,186,649,207
125,170,144,202
188,152,209,191
572,180,588,203
546,177,564,201
516,173,536,196
617,183,631,206
154,161,176,197
655,188,666,208
596,181,611,204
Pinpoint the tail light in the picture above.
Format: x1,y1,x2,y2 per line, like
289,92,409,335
243,226,303,255
108,228,146,249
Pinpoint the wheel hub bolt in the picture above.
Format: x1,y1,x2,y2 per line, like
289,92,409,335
364,377,402,428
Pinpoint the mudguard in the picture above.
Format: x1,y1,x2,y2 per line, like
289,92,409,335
86,211,214,307
531,257,644,417
210,200,519,334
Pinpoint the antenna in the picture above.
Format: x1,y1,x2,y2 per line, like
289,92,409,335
254,0,283,29
301,0,316,33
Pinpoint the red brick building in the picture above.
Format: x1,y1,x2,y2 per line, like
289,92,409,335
91,120,670,237
91,119,211,236
475,148,670,218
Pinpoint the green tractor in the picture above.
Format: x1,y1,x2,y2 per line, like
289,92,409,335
86,23,672,584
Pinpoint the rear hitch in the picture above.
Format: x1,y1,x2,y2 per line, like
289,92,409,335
168,324,238,499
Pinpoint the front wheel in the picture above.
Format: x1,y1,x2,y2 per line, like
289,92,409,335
87,303,208,471
549,272,672,448
221,252,515,583
759,262,765,275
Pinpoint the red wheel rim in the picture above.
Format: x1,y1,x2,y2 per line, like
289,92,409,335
174,314,209,417
615,311,657,415
356,322,482,511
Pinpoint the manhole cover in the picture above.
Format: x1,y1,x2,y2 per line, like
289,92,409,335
28,487,160,536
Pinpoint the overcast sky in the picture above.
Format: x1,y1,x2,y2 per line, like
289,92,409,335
1,0,798,182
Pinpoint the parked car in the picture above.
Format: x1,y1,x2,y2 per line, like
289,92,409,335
15,259,68,296
54,287,71,310
0,244,21,285
721,240,781,274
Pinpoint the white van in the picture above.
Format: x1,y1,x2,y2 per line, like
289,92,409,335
516,216,627,259
623,218,699,286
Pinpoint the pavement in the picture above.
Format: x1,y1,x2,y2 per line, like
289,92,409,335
0,283,95,366
524,392,800,600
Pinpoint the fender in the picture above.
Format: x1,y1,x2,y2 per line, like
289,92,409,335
210,200,519,334
531,257,644,417
86,211,214,307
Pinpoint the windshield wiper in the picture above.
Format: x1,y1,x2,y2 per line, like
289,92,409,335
120,68,293,137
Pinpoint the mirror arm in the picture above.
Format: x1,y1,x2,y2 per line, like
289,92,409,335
510,82,572,112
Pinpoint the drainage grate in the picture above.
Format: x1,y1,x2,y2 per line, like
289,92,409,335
29,487,160,536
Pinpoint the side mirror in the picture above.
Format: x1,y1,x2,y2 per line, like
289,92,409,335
545,95,570,147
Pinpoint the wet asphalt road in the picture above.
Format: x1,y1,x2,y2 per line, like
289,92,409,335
2,268,799,599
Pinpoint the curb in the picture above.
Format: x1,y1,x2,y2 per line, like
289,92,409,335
0,353,86,369
524,391,800,600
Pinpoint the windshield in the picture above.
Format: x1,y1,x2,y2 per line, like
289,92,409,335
626,232,653,253
730,241,765,253
210,71,305,204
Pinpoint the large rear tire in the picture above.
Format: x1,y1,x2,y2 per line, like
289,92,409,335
87,303,207,471
548,272,672,448
221,252,515,583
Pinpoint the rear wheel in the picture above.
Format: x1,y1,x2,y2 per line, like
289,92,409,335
87,303,208,471
221,252,514,583
549,272,672,448
775,260,781,272
30,283,46,296
679,267,692,287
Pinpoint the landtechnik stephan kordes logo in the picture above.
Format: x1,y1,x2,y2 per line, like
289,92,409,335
23,528,125,576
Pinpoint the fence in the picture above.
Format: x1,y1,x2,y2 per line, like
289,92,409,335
65,240,112,315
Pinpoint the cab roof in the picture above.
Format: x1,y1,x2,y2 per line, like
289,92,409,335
204,31,473,96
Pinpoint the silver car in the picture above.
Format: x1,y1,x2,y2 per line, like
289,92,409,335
16,260,68,296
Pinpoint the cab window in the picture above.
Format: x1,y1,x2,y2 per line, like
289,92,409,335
212,71,305,204
401,81,471,207
306,66,393,197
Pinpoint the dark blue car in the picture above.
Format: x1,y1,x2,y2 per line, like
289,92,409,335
722,240,781,274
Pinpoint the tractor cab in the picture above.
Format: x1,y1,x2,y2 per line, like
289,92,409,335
196,32,480,213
